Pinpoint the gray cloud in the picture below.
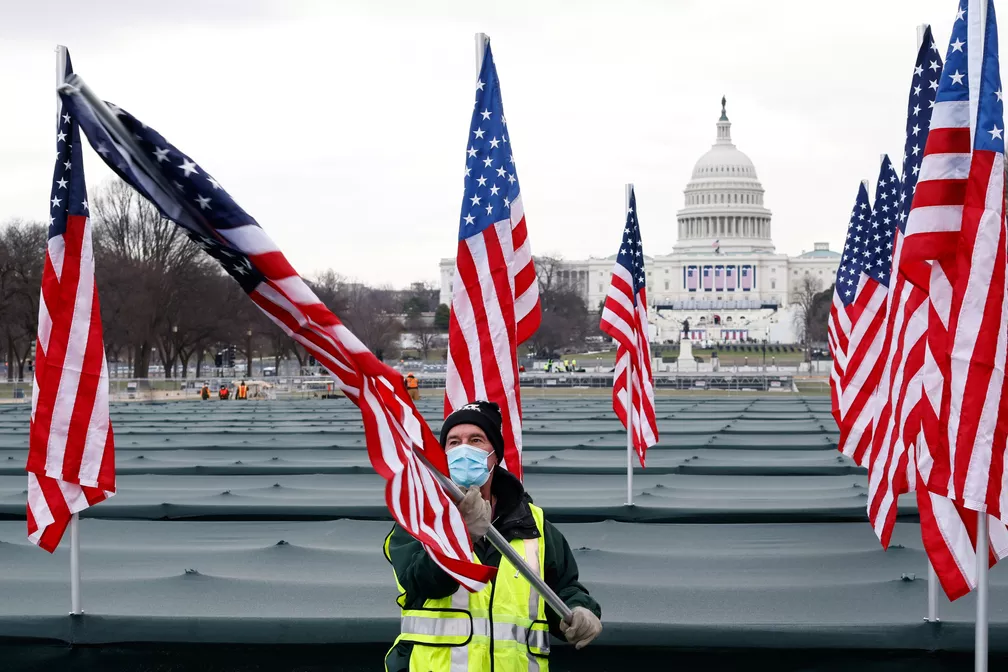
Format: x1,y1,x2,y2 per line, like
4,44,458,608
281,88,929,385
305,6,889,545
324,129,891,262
0,0,968,286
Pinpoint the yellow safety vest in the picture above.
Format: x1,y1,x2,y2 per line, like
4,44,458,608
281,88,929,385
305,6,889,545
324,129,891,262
386,504,551,672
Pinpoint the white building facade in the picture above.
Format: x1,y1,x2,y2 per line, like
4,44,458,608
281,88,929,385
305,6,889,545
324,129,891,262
439,99,841,344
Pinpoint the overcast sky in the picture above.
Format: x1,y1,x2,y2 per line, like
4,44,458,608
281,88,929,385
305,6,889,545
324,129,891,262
0,0,974,287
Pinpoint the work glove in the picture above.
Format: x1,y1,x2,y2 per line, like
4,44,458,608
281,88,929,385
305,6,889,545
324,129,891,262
457,485,491,540
561,606,602,650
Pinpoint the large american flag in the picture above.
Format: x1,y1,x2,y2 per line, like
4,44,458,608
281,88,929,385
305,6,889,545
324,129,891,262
445,40,540,482
865,26,944,550
830,178,878,463
827,183,869,416
932,0,1008,520
840,158,899,468
906,0,1008,599
599,188,658,466
26,47,115,553
59,78,495,591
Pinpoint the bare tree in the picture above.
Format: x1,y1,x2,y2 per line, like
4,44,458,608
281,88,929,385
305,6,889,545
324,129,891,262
91,179,205,377
405,308,441,361
341,282,402,360
0,220,47,381
528,255,589,356
792,273,825,362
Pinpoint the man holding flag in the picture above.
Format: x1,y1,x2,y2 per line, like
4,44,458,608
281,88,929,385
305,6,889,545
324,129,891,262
383,400,602,670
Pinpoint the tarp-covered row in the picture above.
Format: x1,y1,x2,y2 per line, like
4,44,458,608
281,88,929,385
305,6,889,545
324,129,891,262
1,519,1006,650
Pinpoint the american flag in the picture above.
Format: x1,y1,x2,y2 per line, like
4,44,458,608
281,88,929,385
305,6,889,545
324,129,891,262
835,159,899,468
828,181,871,432
445,40,540,482
714,265,725,290
865,24,943,550
686,266,698,290
725,265,737,290
703,266,713,290
25,47,115,553
907,1,1008,599
60,79,495,591
599,188,658,466
933,0,1008,520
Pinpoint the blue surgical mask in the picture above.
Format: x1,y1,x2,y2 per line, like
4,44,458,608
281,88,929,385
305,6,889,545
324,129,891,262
446,444,494,488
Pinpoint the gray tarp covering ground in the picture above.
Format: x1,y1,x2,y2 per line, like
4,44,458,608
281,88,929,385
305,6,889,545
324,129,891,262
1,396,1006,670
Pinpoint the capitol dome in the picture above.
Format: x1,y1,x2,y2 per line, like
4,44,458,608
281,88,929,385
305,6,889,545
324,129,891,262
675,97,774,255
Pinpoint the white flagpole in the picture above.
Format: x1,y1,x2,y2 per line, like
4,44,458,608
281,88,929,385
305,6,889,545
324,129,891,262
977,514,989,672
968,2,988,668
625,183,634,507
475,32,488,71
56,43,83,617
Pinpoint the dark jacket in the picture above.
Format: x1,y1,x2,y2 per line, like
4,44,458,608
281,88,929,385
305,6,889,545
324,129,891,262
383,468,601,672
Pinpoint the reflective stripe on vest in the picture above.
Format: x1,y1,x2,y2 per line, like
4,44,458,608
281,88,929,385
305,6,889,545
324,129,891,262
399,615,550,652
393,504,551,671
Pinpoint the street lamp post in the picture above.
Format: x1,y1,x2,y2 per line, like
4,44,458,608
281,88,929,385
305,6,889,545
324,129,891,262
171,325,178,378
762,327,769,391
246,329,253,377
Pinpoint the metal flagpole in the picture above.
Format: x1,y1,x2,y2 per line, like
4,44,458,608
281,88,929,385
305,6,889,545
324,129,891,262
625,183,635,507
467,31,571,622
969,7,988,670
69,513,81,615
977,514,989,671
56,43,83,618
476,32,488,71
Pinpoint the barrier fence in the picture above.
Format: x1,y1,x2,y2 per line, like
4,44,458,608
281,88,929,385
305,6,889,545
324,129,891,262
0,371,831,403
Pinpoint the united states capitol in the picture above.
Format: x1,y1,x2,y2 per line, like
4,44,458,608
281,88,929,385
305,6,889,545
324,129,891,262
439,99,841,345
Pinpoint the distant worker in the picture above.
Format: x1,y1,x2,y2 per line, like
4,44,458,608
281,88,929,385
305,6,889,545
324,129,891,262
563,358,570,372
572,358,577,372
200,383,210,401
383,401,602,670
237,380,248,400
405,372,420,401
219,384,230,400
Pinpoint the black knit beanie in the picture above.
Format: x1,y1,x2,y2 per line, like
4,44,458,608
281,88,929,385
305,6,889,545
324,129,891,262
440,401,505,463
